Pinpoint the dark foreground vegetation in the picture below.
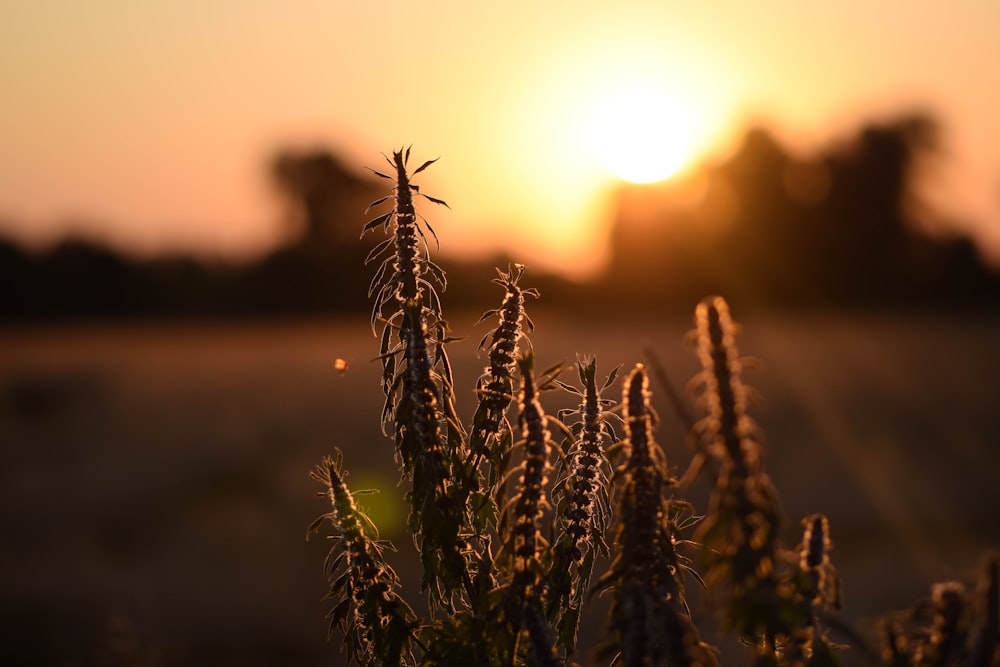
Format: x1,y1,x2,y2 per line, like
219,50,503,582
306,148,999,666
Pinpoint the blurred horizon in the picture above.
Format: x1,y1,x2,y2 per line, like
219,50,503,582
6,107,1000,323
2,1,999,281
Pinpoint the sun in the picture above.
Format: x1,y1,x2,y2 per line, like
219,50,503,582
585,81,698,184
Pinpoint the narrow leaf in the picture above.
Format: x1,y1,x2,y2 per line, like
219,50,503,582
306,514,328,538
361,212,393,236
412,157,439,175
329,598,351,629
365,238,394,265
603,365,623,390
421,216,442,250
365,194,392,213
419,193,450,208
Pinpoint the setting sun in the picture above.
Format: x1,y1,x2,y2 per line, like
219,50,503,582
585,81,698,184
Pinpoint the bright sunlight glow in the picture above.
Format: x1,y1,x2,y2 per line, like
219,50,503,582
585,81,699,184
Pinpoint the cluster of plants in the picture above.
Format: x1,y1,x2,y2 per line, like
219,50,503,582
308,149,999,666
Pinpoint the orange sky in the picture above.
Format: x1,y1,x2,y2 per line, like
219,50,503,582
1,2,998,279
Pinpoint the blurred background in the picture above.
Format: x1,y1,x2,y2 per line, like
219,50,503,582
2,2,999,665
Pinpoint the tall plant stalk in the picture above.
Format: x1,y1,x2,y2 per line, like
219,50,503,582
309,451,420,666
693,296,793,662
364,149,470,610
548,357,619,655
596,364,716,667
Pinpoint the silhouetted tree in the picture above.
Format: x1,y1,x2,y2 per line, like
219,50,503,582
604,111,999,308
270,150,383,258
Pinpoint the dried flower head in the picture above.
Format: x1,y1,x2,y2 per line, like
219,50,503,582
598,364,716,667
363,151,470,610
497,353,560,665
309,451,419,666
471,263,539,503
547,357,619,654
692,297,792,656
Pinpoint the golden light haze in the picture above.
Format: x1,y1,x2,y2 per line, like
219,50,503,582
1,2,998,279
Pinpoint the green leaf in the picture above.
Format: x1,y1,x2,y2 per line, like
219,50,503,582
470,491,499,533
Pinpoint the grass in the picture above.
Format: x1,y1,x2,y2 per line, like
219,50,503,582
308,148,1000,667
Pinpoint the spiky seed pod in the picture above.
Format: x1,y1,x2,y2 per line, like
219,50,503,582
397,301,450,478
913,581,970,666
364,148,457,446
560,359,616,552
548,357,619,654
880,554,999,667
798,514,840,610
598,365,716,667
786,514,841,664
471,263,539,502
396,302,470,610
692,297,792,655
498,353,559,664
503,354,553,598
309,451,420,666
364,148,449,331
692,296,756,476
363,151,471,610
382,301,466,609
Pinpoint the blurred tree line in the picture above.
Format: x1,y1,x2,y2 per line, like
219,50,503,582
601,112,1000,308
2,111,998,322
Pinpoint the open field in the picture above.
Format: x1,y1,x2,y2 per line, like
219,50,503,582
2,308,998,665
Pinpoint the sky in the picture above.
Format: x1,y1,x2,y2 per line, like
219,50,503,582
1,1,998,279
